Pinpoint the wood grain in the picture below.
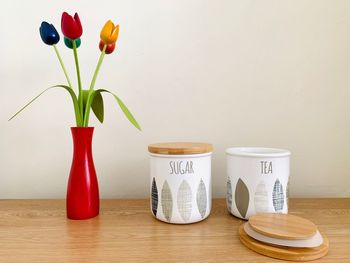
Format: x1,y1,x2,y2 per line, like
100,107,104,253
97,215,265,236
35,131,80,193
239,225,329,261
248,213,317,240
148,142,213,154
0,198,349,262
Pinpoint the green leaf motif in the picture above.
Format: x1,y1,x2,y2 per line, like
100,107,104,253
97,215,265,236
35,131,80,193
8,85,82,126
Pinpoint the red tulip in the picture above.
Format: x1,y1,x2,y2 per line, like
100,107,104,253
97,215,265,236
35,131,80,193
99,40,115,54
61,12,82,40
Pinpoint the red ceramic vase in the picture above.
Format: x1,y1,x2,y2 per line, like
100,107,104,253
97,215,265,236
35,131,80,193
67,127,99,220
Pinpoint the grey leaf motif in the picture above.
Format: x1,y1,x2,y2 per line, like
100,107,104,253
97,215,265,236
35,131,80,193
272,179,284,212
151,178,158,216
227,177,232,212
177,180,192,222
286,180,290,210
196,179,207,218
161,180,173,221
254,181,269,213
235,178,249,218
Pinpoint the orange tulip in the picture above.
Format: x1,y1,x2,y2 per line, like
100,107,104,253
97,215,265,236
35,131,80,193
100,20,119,45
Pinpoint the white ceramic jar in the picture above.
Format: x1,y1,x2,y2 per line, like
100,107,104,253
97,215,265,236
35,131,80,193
148,142,213,224
226,147,291,220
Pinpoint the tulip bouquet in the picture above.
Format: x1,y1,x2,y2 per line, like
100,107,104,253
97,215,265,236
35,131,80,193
10,12,141,130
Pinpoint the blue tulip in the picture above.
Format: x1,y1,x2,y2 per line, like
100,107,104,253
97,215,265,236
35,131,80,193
64,37,81,49
39,22,60,45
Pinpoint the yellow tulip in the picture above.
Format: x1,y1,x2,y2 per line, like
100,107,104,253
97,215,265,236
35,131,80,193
100,20,119,45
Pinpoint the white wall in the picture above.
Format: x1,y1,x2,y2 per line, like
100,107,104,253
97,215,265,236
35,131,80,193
0,0,349,198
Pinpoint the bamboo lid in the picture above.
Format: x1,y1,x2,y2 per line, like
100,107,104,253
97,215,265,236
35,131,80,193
249,213,318,240
239,225,329,261
148,142,213,155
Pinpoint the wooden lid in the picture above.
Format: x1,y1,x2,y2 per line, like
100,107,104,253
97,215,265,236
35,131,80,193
239,225,329,261
148,142,213,155
249,213,318,240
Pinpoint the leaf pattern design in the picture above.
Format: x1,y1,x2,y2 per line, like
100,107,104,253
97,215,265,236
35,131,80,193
254,181,269,213
177,180,192,222
196,179,207,218
286,180,290,211
272,179,284,212
227,177,232,212
161,180,173,221
235,178,249,218
151,178,158,216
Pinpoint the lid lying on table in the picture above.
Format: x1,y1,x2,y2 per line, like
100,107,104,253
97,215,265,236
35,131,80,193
239,213,329,261
248,213,317,240
148,142,213,155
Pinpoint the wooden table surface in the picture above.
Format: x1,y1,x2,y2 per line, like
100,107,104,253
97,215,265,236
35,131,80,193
0,198,349,262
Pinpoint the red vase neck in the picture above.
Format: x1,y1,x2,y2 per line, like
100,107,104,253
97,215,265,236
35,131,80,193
71,127,94,151
71,127,94,138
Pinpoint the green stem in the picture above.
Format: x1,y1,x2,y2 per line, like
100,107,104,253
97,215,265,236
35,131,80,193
53,45,73,88
73,40,83,120
89,45,107,92
53,45,82,126
83,45,107,127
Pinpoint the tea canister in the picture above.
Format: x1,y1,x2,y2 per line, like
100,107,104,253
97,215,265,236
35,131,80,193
226,147,291,220
148,142,213,224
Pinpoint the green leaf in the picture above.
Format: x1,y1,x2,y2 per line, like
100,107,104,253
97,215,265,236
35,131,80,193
80,89,89,114
9,85,82,126
96,89,141,130
81,90,104,124
91,91,104,123
113,94,141,130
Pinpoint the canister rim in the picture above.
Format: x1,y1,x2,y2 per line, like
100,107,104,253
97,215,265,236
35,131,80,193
148,142,213,155
226,147,291,158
